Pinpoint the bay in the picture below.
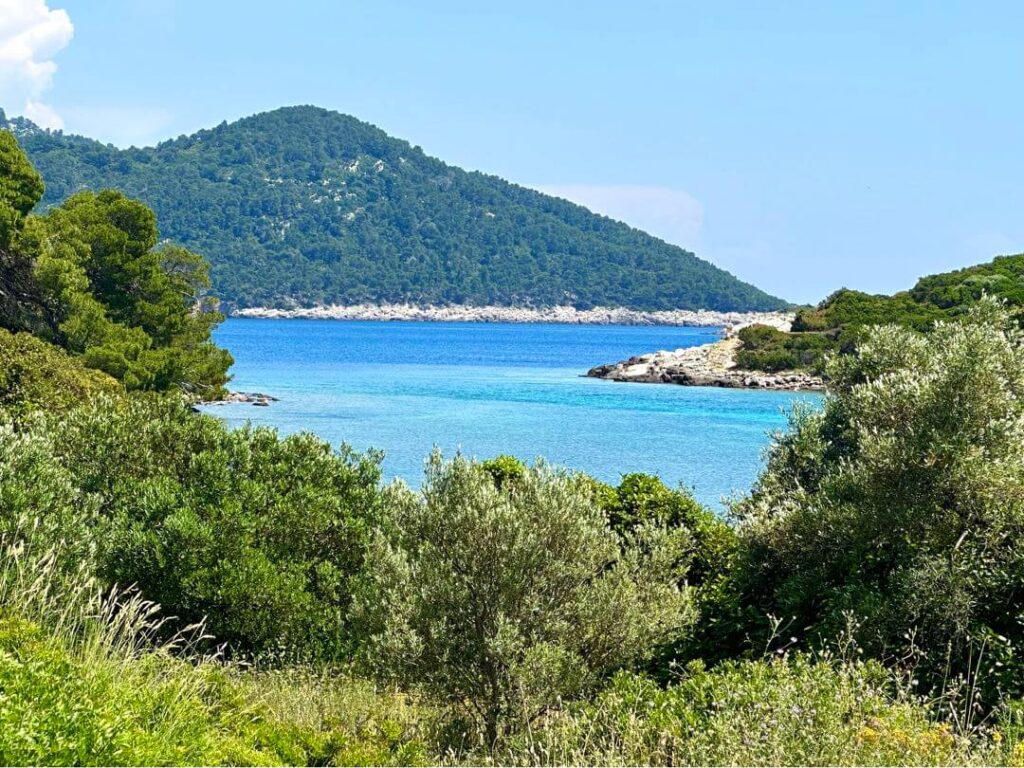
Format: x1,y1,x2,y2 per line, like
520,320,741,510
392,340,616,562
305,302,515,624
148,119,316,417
201,319,822,508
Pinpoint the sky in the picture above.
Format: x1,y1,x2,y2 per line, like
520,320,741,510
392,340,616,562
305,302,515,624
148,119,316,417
1,0,1022,303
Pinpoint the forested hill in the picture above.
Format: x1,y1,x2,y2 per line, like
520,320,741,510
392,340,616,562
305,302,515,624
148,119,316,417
3,106,786,312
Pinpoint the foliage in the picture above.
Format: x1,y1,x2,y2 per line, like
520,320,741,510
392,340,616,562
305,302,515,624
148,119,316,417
353,454,694,749
520,654,995,766
734,300,1024,702
740,253,1024,374
19,395,384,661
0,533,434,767
0,130,42,249
735,323,838,373
232,669,432,766
587,472,736,587
5,107,787,312
0,328,120,417
0,130,232,395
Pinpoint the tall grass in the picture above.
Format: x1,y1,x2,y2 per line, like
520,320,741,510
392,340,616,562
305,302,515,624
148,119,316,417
0,527,436,766
0,533,264,765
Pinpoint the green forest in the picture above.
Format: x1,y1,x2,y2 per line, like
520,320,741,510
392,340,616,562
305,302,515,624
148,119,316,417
2,107,786,313
7,126,1024,765
735,253,1024,374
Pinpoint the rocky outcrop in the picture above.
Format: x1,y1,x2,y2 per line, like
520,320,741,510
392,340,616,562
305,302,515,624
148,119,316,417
232,303,795,328
587,337,824,392
202,391,279,406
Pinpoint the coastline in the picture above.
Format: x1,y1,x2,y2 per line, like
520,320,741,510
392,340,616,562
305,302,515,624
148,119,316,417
230,303,794,328
586,327,825,392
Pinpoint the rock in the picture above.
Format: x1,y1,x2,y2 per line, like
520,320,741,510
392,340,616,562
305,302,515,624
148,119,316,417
232,303,797,329
586,336,825,392
200,391,279,406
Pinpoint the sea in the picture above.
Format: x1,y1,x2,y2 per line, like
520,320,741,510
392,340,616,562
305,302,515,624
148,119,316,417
200,319,822,509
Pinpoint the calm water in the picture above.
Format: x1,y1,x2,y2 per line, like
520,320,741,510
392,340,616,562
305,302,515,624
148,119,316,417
201,319,821,508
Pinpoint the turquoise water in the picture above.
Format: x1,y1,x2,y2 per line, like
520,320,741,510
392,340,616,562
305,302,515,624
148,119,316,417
201,319,821,508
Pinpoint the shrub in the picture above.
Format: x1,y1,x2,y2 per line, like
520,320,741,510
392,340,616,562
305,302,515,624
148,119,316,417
33,395,385,661
0,329,121,417
734,299,1024,701
353,453,694,750
588,473,735,587
0,532,434,766
735,324,838,373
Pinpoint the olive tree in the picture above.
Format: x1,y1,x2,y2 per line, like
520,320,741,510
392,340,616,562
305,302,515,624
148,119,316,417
735,299,1024,700
353,453,693,749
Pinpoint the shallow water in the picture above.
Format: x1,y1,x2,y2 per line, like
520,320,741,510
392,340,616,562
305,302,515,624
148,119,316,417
201,319,822,508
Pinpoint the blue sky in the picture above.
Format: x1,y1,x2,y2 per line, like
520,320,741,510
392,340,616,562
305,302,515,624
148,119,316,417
3,0,1022,303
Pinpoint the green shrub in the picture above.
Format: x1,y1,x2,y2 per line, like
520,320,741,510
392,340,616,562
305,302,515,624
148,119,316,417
735,324,838,373
0,534,434,766
353,453,694,750
480,454,528,490
734,300,1024,702
0,329,121,418
33,395,385,661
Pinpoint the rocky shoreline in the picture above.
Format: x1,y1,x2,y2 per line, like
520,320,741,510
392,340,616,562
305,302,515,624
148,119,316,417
231,303,794,328
586,330,825,392
201,391,279,407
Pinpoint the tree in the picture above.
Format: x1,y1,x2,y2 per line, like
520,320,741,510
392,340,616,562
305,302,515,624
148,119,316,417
353,453,693,749
0,131,42,249
0,132,232,395
734,299,1024,701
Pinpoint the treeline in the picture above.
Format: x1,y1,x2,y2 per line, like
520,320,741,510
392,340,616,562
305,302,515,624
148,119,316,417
4,106,787,313
736,253,1024,373
6,136,1024,765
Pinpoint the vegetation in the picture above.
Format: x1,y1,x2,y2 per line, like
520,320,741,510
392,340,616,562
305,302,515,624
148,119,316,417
35,395,384,660
733,300,1024,705
0,328,120,416
0,130,231,396
3,107,787,313
735,323,837,373
354,455,692,748
9,133,1024,765
735,255,1024,374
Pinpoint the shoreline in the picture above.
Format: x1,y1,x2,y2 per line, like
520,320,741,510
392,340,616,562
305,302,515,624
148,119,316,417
230,303,794,328
586,330,825,392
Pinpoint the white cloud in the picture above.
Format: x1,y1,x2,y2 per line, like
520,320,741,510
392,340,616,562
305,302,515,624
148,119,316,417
533,184,705,249
0,0,73,129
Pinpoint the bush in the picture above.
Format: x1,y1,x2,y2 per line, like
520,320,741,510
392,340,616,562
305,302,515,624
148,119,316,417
734,300,1024,701
353,453,694,750
735,324,838,373
0,534,433,766
0,329,120,417
30,395,385,661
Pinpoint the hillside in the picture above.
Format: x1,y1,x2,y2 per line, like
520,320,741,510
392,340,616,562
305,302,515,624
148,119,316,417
2,106,786,312
734,252,1024,372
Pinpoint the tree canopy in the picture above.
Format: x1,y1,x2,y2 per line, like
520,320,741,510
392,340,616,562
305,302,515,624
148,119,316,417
4,106,787,313
0,129,231,395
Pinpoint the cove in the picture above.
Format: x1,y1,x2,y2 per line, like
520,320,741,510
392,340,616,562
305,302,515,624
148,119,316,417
201,319,822,508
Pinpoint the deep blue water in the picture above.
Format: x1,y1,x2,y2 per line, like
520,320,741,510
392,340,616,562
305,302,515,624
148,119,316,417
201,319,821,508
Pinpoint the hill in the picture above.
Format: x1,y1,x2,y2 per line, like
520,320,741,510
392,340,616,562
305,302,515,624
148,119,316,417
733,252,1024,372
2,106,786,312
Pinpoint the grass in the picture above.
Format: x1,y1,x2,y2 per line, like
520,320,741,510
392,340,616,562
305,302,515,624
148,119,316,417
0,535,432,766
